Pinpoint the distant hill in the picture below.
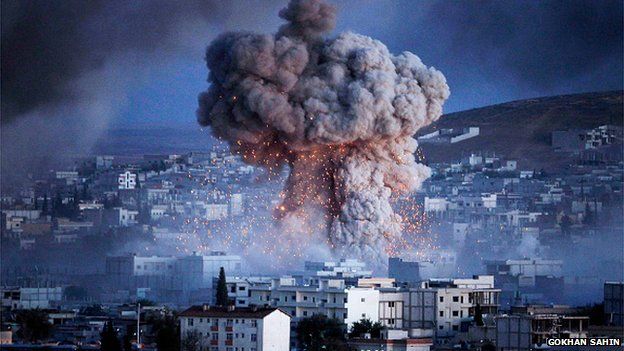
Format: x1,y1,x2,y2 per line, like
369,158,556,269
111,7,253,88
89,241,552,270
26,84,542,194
418,91,623,171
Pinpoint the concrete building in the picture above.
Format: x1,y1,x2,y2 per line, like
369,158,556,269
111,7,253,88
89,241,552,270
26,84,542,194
496,313,589,349
118,171,137,189
423,276,500,339
388,258,420,286
604,281,623,326
179,305,291,351
222,277,272,307
349,329,433,351
485,259,563,308
304,259,372,281
249,277,349,322
1,287,63,309
176,252,243,292
345,287,380,328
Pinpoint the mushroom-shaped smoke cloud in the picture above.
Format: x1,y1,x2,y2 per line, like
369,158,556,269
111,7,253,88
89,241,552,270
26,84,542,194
197,0,449,264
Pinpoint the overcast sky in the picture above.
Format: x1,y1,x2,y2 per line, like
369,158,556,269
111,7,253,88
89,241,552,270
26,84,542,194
2,0,622,131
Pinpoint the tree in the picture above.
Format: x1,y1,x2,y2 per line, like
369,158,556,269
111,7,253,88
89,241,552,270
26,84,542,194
53,191,63,217
82,184,92,200
152,314,180,351
123,332,133,351
348,318,383,338
583,203,595,225
100,320,122,351
560,214,572,236
474,303,484,326
41,194,48,215
181,330,200,351
296,314,347,351
15,309,52,342
216,267,229,306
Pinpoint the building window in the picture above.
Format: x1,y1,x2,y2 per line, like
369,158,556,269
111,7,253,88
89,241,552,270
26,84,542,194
439,325,444,330
439,296,444,302
460,310,463,317
361,298,365,302
460,296,464,303
211,333,218,340
199,318,203,323
452,311,459,317
227,333,233,341
251,334,257,342
303,311,308,316
452,325,459,331
361,313,366,318
388,318,395,324
452,296,459,302
226,319,233,326
251,320,257,327
439,311,444,317
303,296,308,301
188,318,194,326
388,301,395,307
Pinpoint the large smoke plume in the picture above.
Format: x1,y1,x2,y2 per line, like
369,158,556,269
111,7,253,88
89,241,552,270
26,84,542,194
198,0,449,263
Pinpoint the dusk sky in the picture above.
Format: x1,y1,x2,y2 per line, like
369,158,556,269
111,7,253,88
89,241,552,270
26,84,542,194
2,0,622,129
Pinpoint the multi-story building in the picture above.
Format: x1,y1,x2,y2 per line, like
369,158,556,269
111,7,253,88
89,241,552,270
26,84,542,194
424,276,500,339
388,257,420,286
221,277,272,307
179,305,290,351
604,281,623,326
176,252,243,293
304,259,372,283
249,277,349,322
118,171,137,189
485,259,563,308
1,287,63,309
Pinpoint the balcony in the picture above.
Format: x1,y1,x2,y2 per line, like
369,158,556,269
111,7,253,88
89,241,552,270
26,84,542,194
210,340,218,345
225,326,233,332
225,340,233,346
210,326,219,331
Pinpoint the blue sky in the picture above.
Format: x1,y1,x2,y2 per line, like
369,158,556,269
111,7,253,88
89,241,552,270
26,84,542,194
116,0,622,129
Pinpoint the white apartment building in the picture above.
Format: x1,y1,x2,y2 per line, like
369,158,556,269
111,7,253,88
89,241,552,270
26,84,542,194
118,171,137,189
179,306,290,351
249,278,349,322
423,276,500,338
345,287,380,327
225,277,272,307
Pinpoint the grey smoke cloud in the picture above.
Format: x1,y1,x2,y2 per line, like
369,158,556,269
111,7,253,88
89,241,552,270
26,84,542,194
0,0,281,184
197,0,449,264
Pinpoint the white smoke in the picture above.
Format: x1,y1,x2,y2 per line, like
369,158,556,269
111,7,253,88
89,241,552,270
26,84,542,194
197,0,450,266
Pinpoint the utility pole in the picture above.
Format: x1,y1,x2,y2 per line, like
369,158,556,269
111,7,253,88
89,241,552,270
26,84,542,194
137,302,141,348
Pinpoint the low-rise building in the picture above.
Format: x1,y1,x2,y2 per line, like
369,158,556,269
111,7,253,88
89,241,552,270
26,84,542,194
179,305,291,351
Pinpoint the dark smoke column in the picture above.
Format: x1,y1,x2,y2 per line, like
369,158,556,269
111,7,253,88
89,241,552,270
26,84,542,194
197,0,449,264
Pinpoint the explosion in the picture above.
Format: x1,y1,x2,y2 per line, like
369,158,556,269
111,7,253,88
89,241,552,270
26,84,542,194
197,0,449,265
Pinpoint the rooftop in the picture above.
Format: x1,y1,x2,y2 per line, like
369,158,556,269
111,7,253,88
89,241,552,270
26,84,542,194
178,305,287,319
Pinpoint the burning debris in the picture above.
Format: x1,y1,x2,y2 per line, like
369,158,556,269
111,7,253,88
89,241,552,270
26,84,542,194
197,0,449,264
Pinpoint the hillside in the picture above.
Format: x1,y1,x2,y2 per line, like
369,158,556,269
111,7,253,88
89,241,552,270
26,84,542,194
418,91,623,171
